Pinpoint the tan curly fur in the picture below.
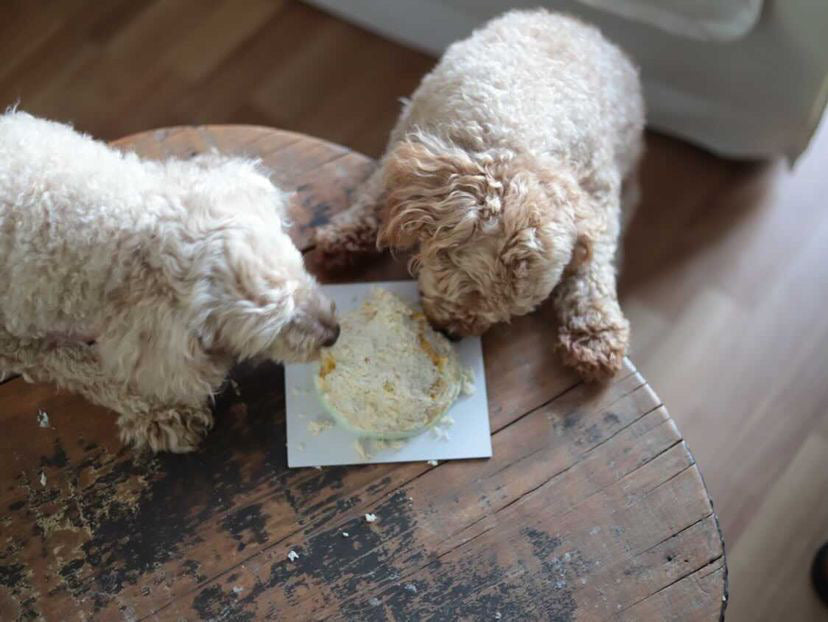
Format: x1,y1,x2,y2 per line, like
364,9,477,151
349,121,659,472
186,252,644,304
315,9,644,380
0,112,339,452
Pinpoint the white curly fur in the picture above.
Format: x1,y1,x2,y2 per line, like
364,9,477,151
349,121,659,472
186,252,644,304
315,10,644,380
0,112,339,452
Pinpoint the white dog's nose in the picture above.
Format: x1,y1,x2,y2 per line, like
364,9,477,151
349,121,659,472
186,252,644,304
304,291,339,348
323,323,341,348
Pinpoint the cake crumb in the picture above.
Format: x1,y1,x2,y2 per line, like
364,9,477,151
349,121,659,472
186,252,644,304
36,409,50,428
431,426,451,441
375,438,406,451
427,459,438,466
308,418,333,436
431,415,454,441
461,368,476,396
354,438,374,461
365,513,378,523
287,550,299,562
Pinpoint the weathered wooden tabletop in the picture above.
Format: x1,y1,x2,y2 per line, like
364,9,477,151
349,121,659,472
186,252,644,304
0,126,726,621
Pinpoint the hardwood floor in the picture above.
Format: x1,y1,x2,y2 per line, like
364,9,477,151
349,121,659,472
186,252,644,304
1,1,826,619
621,123,828,620
0,0,433,155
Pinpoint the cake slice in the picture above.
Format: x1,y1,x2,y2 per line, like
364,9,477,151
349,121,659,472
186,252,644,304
315,288,470,439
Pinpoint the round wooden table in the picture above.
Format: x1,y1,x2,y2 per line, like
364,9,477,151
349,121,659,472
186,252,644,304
0,127,726,621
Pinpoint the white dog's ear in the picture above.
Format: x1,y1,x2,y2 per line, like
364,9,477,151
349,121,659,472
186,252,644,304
379,136,506,250
98,306,230,406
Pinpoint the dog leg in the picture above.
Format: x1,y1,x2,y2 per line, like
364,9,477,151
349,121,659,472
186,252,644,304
0,332,212,452
555,182,629,381
313,166,384,267
116,405,213,453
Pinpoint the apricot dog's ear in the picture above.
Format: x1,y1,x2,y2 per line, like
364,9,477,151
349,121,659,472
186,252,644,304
379,135,506,250
500,225,541,286
532,163,594,272
570,234,593,269
379,139,439,248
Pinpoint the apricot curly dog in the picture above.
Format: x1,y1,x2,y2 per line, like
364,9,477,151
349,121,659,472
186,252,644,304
316,10,644,380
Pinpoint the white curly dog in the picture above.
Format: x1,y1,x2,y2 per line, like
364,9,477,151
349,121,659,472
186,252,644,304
0,112,339,452
316,10,644,380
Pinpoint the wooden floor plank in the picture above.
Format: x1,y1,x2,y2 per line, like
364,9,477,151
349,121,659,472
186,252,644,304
725,434,828,621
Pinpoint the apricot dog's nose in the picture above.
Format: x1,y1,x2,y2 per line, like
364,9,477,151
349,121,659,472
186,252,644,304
323,323,341,348
438,327,462,342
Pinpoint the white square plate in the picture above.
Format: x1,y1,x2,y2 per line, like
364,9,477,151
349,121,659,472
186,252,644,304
285,281,491,467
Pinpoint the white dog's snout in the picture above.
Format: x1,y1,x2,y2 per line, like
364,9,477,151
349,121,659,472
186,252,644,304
322,323,341,348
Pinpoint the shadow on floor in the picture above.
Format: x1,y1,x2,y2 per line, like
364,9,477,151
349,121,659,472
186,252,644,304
619,131,775,296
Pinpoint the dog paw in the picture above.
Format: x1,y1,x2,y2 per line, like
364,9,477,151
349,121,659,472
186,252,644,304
314,222,343,251
311,226,357,271
312,216,379,270
558,318,629,382
119,404,213,453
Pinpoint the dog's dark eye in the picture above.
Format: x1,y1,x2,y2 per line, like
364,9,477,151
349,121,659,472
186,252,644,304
465,291,483,306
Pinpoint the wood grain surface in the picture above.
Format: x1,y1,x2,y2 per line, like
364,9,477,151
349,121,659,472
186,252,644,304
0,127,725,621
